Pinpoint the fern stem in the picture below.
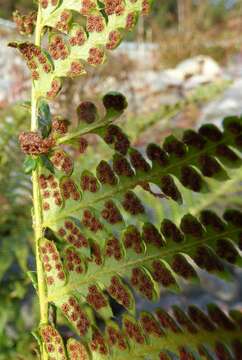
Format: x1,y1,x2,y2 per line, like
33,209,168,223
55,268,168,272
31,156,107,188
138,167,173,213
31,4,48,359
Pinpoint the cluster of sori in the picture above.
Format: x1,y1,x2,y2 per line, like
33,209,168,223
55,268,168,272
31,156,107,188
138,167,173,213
104,125,130,155
107,276,132,309
105,236,123,260
40,325,66,360
58,220,89,249
13,10,37,35
39,174,63,210
61,296,90,336
51,151,73,175
90,329,109,355
101,201,122,224
40,240,66,286
9,43,53,80
106,324,127,350
67,339,89,360
86,285,108,310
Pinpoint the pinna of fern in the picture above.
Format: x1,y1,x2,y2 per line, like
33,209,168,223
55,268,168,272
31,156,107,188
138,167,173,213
8,0,242,359
19,92,242,359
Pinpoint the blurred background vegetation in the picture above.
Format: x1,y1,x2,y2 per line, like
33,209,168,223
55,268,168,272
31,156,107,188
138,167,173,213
0,1,242,359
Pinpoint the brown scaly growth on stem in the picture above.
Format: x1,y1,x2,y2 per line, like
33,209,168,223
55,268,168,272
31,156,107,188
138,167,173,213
19,132,55,155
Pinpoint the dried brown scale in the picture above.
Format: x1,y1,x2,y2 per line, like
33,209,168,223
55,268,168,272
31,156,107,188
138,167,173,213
152,260,176,287
96,161,117,185
156,309,181,333
140,314,163,337
19,132,55,155
123,227,143,254
107,276,131,308
124,319,145,344
105,237,122,260
216,238,238,264
131,267,154,300
122,191,145,215
161,219,184,243
61,296,90,336
86,285,107,310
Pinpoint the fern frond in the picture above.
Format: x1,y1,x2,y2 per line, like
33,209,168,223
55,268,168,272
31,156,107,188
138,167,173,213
40,304,242,359
10,0,152,99
123,80,231,142
31,106,242,345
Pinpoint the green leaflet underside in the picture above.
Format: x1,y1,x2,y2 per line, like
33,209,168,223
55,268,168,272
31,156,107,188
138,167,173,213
11,0,152,99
